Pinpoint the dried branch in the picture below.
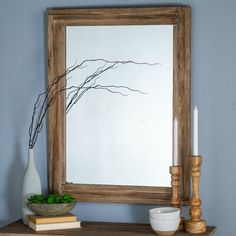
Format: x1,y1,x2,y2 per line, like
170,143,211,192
28,59,159,149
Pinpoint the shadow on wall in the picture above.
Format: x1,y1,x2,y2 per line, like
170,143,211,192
128,204,151,223
72,202,157,223
5,142,24,224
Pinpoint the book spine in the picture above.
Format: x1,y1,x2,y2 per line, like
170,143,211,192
28,215,77,224
28,221,81,231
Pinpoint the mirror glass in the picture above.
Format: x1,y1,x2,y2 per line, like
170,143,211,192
66,25,173,187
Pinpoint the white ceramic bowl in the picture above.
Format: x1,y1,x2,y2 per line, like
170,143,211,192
149,207,180,219
149,217,180,236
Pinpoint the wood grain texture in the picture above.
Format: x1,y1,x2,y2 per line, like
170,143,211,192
173,7,191,201
169,166,181,207
63,184,172,204
48,15,67,194
170,166,184,231
185,220,207,235
0,221,216,236
48,6,191,204
185,156,206,234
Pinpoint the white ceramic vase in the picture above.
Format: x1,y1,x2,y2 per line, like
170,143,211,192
22,148,42,225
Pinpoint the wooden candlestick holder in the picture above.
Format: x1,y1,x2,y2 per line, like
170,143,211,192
185,156,206,234
169,166,184,230
169,166,181,208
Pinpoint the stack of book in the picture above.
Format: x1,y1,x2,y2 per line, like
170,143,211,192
28,213,81,231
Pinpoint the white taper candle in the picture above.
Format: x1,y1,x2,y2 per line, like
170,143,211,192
173,117,178,166
193,106,198,155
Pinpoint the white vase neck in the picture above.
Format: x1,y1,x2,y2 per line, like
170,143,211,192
29,148,34,156
28,148,35,168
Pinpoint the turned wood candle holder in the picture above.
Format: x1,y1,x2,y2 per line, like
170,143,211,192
185,156,206,234
169,166,181,208
169,166,184,231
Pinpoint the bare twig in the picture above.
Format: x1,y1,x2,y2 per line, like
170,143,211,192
28,59,159,149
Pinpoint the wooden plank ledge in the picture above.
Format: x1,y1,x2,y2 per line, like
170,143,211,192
0,220,216,236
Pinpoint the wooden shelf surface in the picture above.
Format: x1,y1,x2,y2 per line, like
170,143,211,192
0,220,216,236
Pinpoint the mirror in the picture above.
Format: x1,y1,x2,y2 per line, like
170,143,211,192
66,25,173,187
48,6,191,204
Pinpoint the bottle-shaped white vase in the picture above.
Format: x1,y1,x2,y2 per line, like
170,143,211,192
22,148,42,225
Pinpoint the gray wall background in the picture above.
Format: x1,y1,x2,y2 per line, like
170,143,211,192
1,0,235,235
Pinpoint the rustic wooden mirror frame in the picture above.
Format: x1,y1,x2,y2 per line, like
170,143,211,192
48,6,191,204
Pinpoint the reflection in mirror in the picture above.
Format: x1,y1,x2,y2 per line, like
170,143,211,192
66,25,173,187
